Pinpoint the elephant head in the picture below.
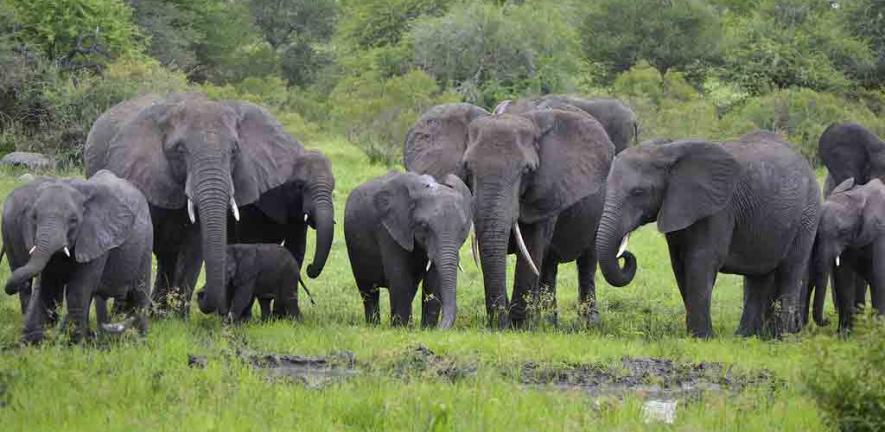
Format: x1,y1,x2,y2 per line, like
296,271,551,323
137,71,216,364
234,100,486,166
95,93,300,315
596,141,741,287
405,104,613,326
810,178,885,326
375,172,472,329
819,123,885,190
4,171,140,295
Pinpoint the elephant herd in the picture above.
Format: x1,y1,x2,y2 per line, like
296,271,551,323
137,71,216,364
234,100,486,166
0,91,882,344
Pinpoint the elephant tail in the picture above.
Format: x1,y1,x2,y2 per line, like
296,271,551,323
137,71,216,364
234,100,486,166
298,278,316,305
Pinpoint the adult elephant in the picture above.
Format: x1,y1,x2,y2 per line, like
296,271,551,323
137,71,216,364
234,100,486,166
495,95,638,154
228,149,335,279
815,123,885,316
405,103,614,328
85,93,313,316
597,132,820,338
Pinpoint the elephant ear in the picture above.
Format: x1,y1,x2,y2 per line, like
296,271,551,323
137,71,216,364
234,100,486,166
442,174,473,223
3,177,54,253
831,178,856,195
104,101,184,209
657,141,741,233
71,170,141,263
226,101,302,206
404,103,489,181
520,109,615,223
373,174,416,251
856,179,885,245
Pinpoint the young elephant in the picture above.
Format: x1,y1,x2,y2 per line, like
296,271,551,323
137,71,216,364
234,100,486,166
809,178,885,331
197,244,302,321
2,170,153,343
344,172,472,328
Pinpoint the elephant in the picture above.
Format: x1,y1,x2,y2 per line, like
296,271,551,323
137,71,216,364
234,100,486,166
84,92,325,318
404,104,614,328
596,132,820,338
227,149,335,279
817,123,885,312
494,95,638,154
344,172,472,328
1,170,153,343
197,244,303,322
808,178,885,331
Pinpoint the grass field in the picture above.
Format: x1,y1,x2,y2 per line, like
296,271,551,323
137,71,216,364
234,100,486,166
0,136,863,431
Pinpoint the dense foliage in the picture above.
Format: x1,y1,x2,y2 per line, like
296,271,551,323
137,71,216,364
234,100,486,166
0,0,883,164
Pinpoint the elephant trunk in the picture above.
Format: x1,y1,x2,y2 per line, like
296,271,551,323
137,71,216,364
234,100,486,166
434,243,461,329
5,222,65,295
596,199,637,287
192,165,231,315
474,186,514,328
306,183,334,279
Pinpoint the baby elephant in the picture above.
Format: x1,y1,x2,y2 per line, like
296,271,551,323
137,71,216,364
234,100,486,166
345,172,472,328
809,178,885,331
2,170,153,343
198,244,303,321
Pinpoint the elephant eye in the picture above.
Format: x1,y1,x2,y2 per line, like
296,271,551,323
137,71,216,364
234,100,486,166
630,187,646,196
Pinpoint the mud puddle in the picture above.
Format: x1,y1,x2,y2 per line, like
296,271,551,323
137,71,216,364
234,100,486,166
246,351,358,388
391,345,477,382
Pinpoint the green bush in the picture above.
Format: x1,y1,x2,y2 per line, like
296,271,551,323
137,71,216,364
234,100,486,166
329,69,458,164
803,315,885,432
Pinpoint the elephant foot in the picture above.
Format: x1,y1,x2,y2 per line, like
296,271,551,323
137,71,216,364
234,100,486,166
488,309,511,330
579,308,600,327
21,330,44,345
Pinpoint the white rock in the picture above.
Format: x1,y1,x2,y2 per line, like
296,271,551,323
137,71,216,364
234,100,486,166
641,400,677,424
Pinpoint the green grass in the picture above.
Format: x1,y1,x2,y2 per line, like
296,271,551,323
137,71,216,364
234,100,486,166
0,136,860,431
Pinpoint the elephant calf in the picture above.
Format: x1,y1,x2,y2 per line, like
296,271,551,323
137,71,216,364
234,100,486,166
198,244,303,321
344,172,472,328
809,178,885,331
2,170,153,343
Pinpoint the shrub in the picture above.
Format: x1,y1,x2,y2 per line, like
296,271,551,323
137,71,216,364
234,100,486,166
803,315,885,432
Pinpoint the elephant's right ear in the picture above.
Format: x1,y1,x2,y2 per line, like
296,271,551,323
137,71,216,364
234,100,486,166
657,141,741,233
443,174,473,223
374,177,414,251
404,103,489,182
831,178,855,195
105,102,184,209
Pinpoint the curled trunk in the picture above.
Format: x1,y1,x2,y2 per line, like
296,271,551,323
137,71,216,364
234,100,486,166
596,205,637,287
306,185,334,279
6,225,63,295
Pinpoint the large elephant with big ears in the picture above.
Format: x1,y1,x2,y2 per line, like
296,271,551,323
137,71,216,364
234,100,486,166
405,103,614,328
85,93,331,316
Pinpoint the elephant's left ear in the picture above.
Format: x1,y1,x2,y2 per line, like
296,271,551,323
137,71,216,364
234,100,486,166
226,101,302,206
520,109,615,223
71,170,140,263
442,174,473,222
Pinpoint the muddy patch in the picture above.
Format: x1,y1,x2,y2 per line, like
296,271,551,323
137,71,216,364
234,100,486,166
391,345,477,382
246,351,358,388
520,357,775,401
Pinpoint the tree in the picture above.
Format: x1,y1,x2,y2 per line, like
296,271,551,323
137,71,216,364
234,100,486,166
337,0,451,49
580,0,723,82
842,0,885,88
129,0,204,73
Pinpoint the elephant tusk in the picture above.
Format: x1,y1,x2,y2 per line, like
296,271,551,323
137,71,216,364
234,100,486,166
835,255,840,267
513,222,540,276
458,262,465,273
187,198,196,224
426,261,432,272
230,197,240,222
63,246,70,257
280,239,286,247
29,245,36,255
470,232,480,269
617,234,630,259
303,213,308,222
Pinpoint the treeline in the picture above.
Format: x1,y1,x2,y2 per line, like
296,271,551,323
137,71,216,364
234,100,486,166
1,0,883,165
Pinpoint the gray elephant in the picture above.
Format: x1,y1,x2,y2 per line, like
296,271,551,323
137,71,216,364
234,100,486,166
809,178,885,331
197,244,303,322
344,172,472,328
84,93,328,318
405,104,614,328
597,132,820,338
817,123,885,313
227,150,335,279
495,95,638,153
1,170,153,343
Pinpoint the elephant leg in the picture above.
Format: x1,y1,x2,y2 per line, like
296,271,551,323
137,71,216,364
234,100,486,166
66,258,108,343
771,233,815,336
666,234,688,302
359,282,380,325
833,260,858,332
229,281,255,322
379,235,418,326
421,266,442,328
509,219,555,328
17,279,33,315
538,254,559,326
94,296,109,326
576,252,599,325
258,298,272,320
172,225,203,317
152,249,177,313
854,278,868,310
736,273,776,337
870,241,885,316
286,223,308,268
21,276,60,344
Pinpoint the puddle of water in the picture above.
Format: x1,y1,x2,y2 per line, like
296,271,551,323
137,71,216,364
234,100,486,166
247,351,358,388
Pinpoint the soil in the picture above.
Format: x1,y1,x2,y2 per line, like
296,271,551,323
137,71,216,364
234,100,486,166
246,351,358,388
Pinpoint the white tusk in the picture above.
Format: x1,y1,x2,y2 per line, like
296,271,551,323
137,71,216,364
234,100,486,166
458,262,465,273
512,223,540,276
470,230,480,269
63,246,70,257
230,197,240,222
29,246,36,255
426,261,432,272
835,255,841,267
187,198,196,224
280,239,286,247
303,213,308,222
617,234,630,259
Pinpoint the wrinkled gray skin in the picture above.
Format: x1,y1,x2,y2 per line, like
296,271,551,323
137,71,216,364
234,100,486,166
85,93,316,318
405,104,614,328
809,179,885,332
227,150,335,280
344,172,472,328
197,244,302,322
496,95,638,154
1,170,152,343
815,123,885,317
597,132,820,338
